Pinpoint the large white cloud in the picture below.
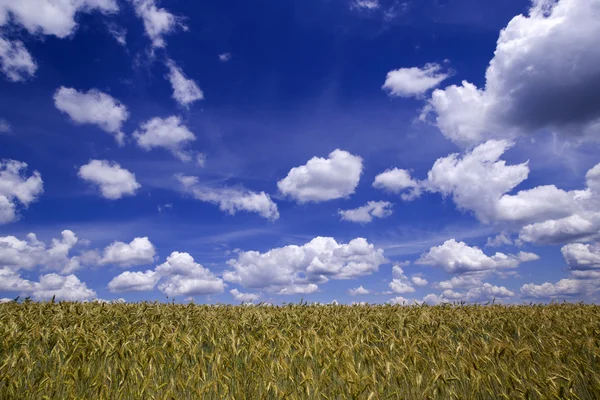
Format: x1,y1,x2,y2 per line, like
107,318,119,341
78,160,141,200
561,243,600,270
0,0,118,38
31,273,96,302
223,237,387,293
54,87,129,145
109,251,225,296
383,63,449,98
0,38,37,82
422,0,600,147
166,60,204,107
0,160,43,224
338,201,393,223
385,140,600,244
520,279,586,300
277,149,363,203
129,0,180,48
177,175,279,221
0,230,96,274
0,0,118,81
416,239,539,274
133,116,200,162
100,237,156,268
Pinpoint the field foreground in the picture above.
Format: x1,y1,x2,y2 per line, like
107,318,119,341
1,302,599,399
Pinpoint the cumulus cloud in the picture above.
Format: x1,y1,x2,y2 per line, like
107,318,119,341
223,237,387,293
109,251,225,297
78,160,141,200
348,286,370,295
31,273,96,301
486,232,515,247
0,0,118,39
166,60,204,107
339,201,393,223
277,149,363,203
0,38,37,82
422,0,600,147
129,0,180,48
133,116,200,162
520,279,586,300
230,288,261,302
424,283,514,304
177,175,279,220
278,284,319,295
416,239,539,274
100,237,156,268
383,63,449,98
107,270,159,292
219,53,231,62
0,160,43,224
388,265,415,294
54,87,129,145
0,230,100,274
372,168,421,200
561,243,600,270
411,276,428,287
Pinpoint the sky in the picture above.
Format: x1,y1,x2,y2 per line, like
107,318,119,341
1,0,599,305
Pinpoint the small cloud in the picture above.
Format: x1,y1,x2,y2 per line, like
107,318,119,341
351,0,380,10
219,53,232,62
0,119,11,133
158,203,173,213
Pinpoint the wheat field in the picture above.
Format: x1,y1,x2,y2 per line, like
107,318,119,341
1,301,599,399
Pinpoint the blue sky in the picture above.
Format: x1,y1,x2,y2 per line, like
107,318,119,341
1,0,599,305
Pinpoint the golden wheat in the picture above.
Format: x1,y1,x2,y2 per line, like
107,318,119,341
1,301,599,399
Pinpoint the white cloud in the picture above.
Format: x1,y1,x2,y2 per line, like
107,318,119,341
372,168,421,200
133,116,200,162
383,63,449,98
389,265,415,294
100,237,156,268
166,60,204,107
435,275,483,290
339,201,393,223
177,175,279,221
520,279,585,299
416,239,539,274
486,232,515,247
424,283,514,304
78,160,141,200
0,0,118,39
223,237,386,293
0,267,34,291
561,243,600,270
411,276,428,287
348,285,370,295
109,251,225,296
0,230,97,274
351,0,380,10
155,252,225,297
54,87,129,145
107,270,159,292
424,140,530,223
278,284,319,295
0,160,43,224
0,119,10,133
129,0,180,48
219,53,231,62
0,38,37,82
277,149,363,203
519,212,600,244
230,288,260,302
423,0,600,146
31,273,96,302
388,296,417,305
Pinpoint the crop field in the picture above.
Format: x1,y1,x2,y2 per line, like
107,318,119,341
1,302,599,399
